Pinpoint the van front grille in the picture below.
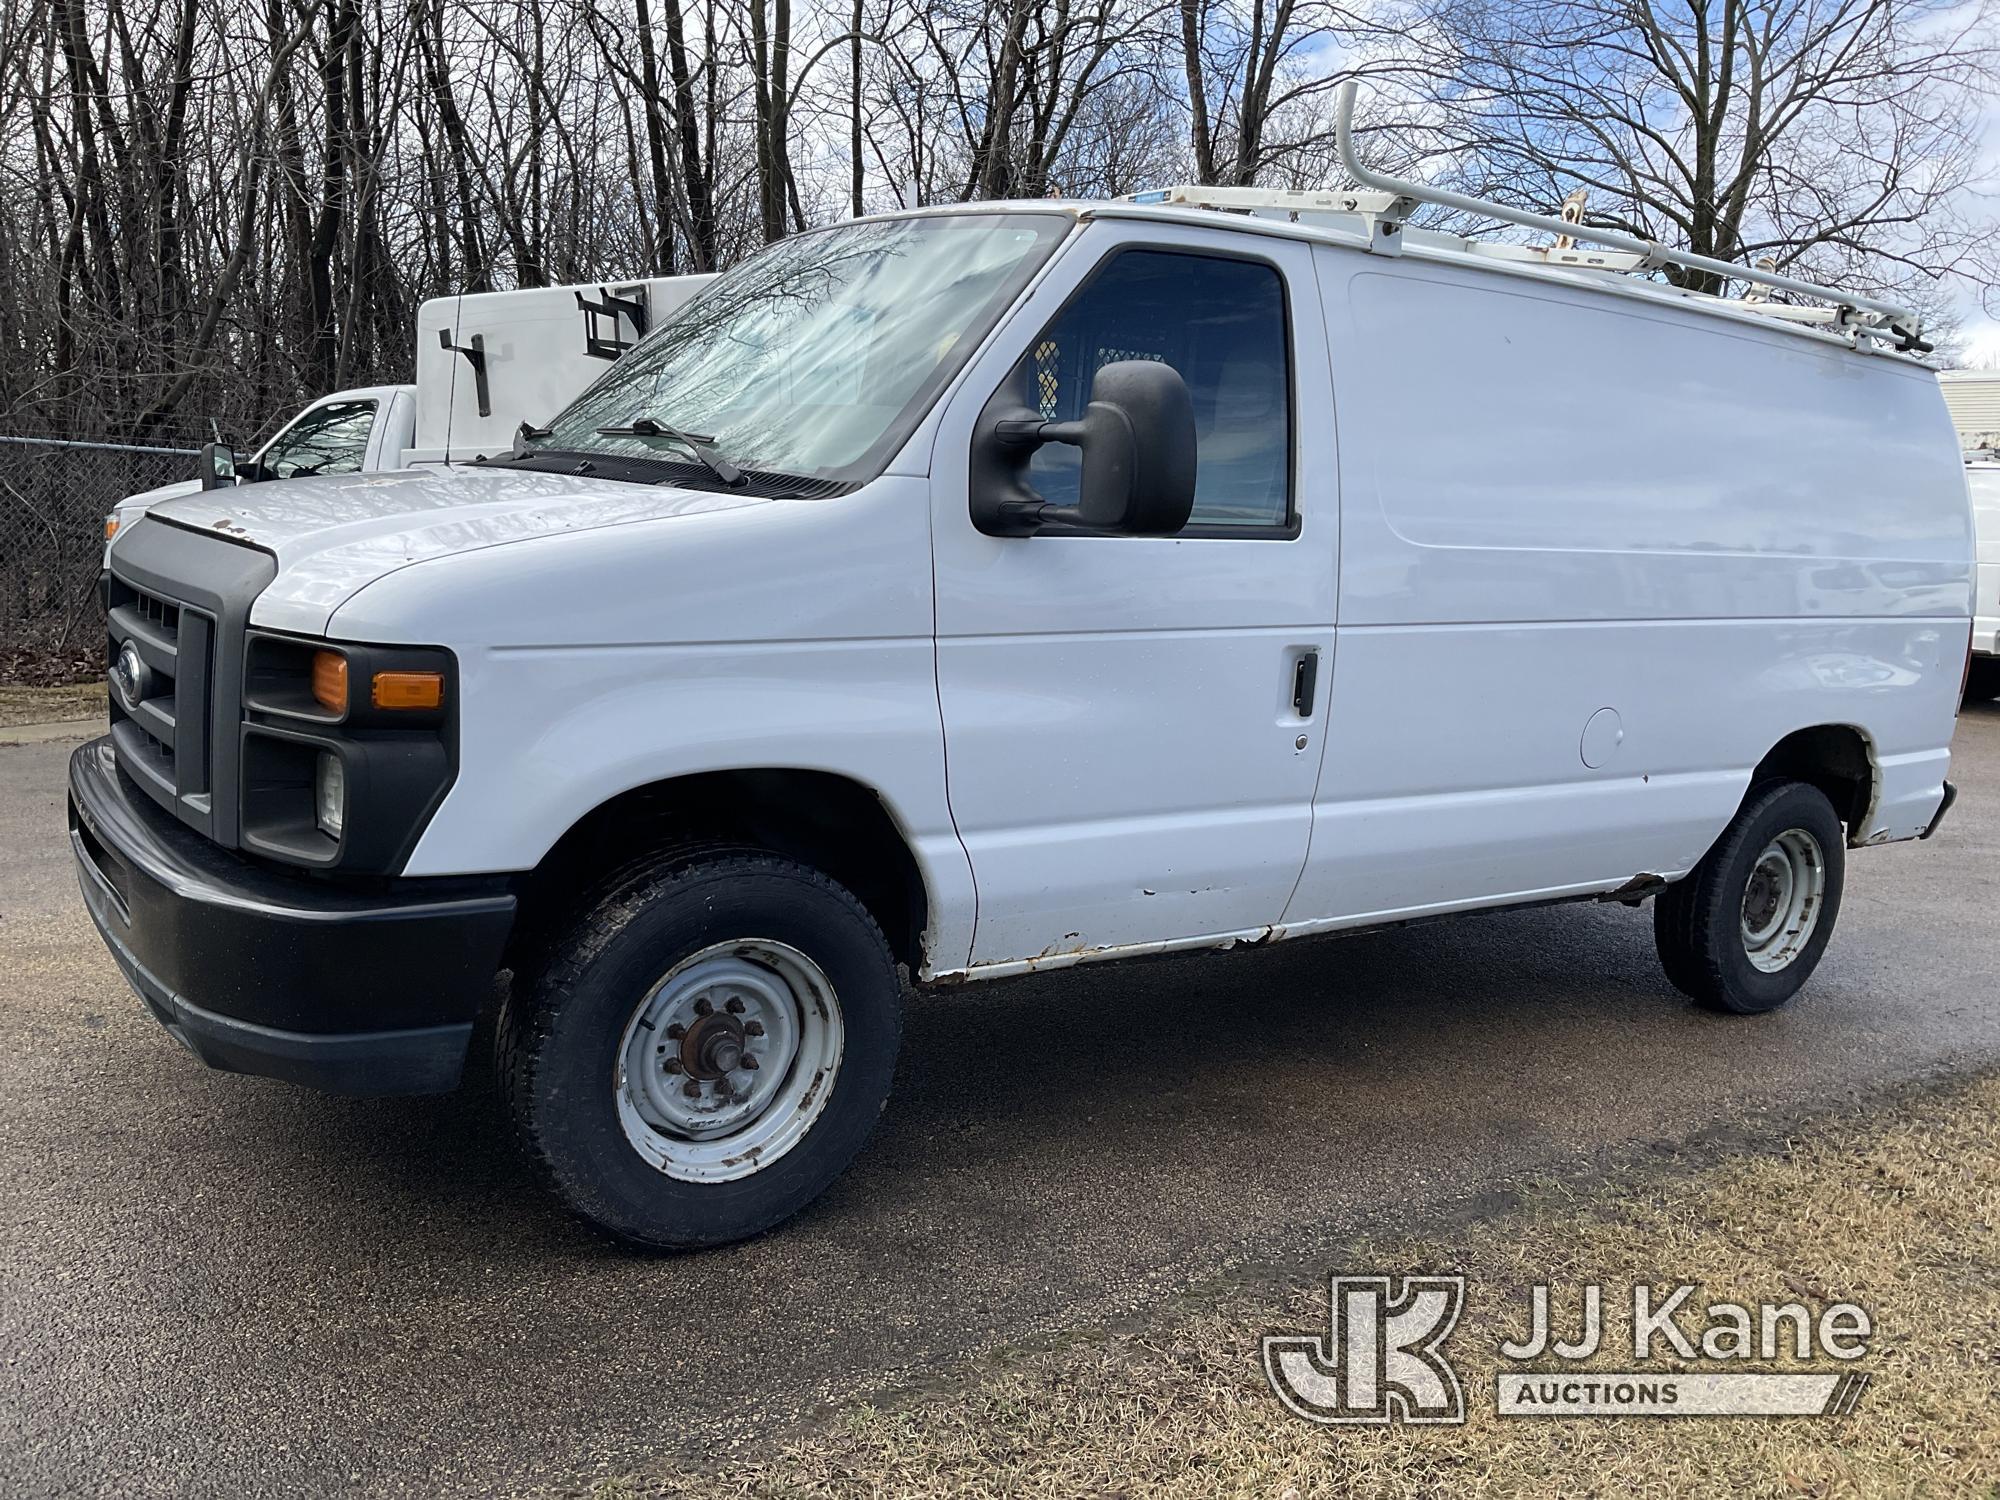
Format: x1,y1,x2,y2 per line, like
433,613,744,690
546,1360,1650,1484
107,574,215,833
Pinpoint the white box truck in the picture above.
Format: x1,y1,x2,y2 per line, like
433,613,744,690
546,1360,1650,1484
76,85,1971,1248
104,276,714,539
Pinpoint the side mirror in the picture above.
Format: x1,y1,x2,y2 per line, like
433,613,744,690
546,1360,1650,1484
199,442,238,491
971,359,1197,537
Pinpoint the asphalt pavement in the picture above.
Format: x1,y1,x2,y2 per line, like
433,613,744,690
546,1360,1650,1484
4,705,1998,1497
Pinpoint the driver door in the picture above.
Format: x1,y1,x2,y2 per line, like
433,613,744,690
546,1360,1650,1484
927,220,1338,971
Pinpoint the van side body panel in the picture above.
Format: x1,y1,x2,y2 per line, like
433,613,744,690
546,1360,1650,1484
282,222,1967,986
1281,248,1970,930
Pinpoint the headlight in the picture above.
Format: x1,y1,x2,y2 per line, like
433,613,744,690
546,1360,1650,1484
241,632,455,873
315,752,346,839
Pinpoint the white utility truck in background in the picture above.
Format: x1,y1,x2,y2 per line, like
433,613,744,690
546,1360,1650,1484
76,82,1971,1250
1938,370,2000,697
1968,450,1999,697
104,276,714,541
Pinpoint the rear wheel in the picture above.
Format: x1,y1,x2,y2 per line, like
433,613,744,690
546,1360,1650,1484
1653,781,1845,1015
499,850,902,1248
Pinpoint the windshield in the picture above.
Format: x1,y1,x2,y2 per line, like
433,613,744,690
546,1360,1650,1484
535,212,1072,484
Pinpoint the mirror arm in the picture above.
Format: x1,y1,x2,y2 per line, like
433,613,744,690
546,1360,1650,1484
978,417,1076,533
971,398,1130,536
988,419,1105,530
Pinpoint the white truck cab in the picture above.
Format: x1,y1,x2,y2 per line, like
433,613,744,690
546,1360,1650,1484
107,385,416,539
74,92,1972,1248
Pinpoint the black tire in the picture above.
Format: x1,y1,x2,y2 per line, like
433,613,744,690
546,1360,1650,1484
1653,780,1845,1015
499,848,902,1249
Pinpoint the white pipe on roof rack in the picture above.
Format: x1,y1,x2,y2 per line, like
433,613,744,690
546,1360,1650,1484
1332,80,1922,338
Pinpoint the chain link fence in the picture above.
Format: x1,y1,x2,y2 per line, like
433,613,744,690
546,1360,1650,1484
0,435,201,679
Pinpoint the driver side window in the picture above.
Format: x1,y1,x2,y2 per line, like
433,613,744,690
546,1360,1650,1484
1007,249,1293,532
259,400,377,479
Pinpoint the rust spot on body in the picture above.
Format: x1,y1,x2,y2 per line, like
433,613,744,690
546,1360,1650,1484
1602,872,1669,904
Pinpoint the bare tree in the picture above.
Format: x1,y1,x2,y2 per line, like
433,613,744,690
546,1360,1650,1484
1399,0,1998,301
0,0,1989,455
1177,0,1373,185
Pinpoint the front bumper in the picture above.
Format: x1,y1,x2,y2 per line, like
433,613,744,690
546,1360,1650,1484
69,737,515,1095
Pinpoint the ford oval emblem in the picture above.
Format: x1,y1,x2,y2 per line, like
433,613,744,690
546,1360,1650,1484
111,640,152,713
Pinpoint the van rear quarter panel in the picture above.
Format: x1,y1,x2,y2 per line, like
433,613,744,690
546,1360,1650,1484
1287,249,1971,928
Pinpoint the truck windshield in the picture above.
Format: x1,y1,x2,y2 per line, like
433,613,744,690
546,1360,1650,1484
533,212,1071,485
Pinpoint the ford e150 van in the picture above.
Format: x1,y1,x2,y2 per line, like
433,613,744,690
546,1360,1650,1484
73,86,1972,1247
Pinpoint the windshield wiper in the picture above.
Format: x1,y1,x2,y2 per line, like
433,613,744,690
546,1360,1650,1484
594,416,745,487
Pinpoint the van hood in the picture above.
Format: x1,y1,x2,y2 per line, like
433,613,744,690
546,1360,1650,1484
146,464,773,636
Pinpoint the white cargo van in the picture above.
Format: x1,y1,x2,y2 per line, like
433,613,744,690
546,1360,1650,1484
103,276,714,539
74,86,1971,1248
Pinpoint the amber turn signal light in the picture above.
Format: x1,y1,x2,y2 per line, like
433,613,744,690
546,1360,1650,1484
311,651,349,713
371,670,444,711
103,516,120,541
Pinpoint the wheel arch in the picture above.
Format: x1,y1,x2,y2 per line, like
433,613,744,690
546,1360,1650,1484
510,767,934,977
1750,723,1878,844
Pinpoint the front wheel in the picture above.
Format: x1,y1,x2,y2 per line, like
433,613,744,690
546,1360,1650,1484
499,850,903,1248
1653,780,1846,1015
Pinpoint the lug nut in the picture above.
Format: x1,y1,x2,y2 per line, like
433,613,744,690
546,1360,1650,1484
665,1023,685,1041
693,998,713,1017
725,997,745,1015
745,1021,765,1037
683,1080,702,1098
740,1054,759,1071
663,1058,684,1074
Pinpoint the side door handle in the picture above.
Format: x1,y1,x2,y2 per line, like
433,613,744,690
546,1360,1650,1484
1291,650,1320,717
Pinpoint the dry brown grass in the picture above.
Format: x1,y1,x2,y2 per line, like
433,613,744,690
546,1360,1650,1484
606,1073,2000,1500
0,681,103,727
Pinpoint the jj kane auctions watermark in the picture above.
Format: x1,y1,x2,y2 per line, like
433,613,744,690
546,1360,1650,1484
1263,1276,1873,1424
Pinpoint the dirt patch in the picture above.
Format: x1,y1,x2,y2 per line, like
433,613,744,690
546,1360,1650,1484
601,1073,2000,1499
0,681,104,727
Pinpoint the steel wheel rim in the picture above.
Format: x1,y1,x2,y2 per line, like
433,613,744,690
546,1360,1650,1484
614,939,844,1184
1740,829,1825,974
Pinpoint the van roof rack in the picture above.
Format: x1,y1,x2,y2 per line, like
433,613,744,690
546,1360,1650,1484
1122,79,1929,356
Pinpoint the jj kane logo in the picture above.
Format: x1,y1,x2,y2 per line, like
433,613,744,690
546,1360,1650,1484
1264,1276,1873,1424
1263,1276,1468,1424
